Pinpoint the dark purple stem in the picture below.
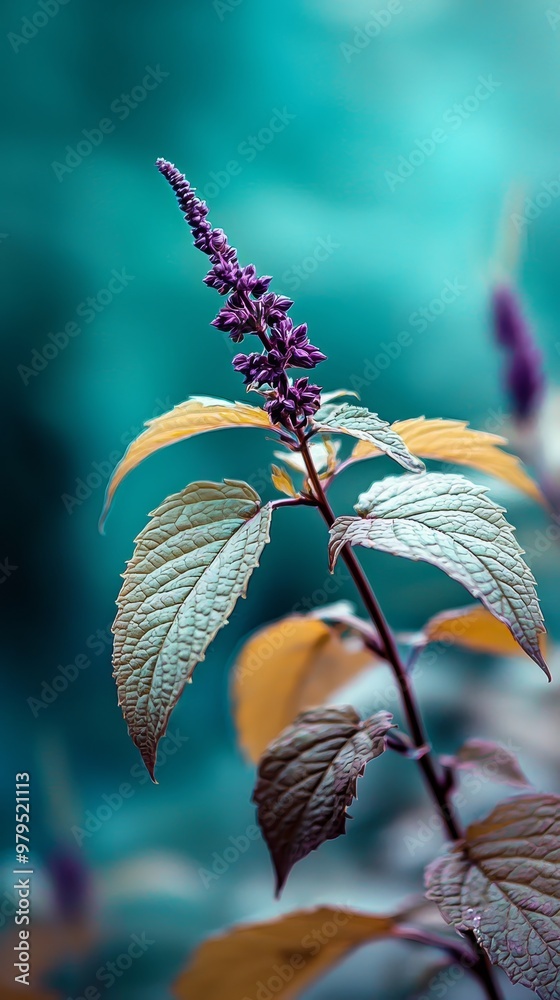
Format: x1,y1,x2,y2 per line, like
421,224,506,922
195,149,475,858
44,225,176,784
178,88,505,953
295,428,504,1000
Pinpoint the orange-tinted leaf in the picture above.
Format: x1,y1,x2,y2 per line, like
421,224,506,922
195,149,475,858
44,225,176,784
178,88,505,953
232,616,374,763
271,464,297,497
100,397,272,528
419,604,548,659
173,906,405,1000
351,417,544,506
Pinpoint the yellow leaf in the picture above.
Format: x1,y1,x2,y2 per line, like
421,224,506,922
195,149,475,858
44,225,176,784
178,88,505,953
100,397,272,529
320,437,340,478
233,616,374,762
173,906,402,1000
351,417,544,506
271,465,298,497
421,604,548,659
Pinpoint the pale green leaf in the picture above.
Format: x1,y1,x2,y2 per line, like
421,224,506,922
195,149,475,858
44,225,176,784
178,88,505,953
313,403,425,473
320,388,360,404
273,439,341,475
329,473,548,676
113,480,272,778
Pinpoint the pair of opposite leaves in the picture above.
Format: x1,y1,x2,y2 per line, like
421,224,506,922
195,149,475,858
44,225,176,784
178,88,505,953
105,396,548,779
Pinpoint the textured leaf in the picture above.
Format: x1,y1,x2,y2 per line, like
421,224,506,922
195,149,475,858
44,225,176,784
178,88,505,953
351,417,544,506
173,905,408,1000
271,464,298,497
100,396,272,528
312,403,425,474
417,603,548,659
233,616,375,762
426,794,560,999
253,706,394,893
113,480,272,778
450,738,530,788
329,473,548,677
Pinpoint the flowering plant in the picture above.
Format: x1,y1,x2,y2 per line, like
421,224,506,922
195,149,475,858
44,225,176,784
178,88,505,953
102,161,559,1000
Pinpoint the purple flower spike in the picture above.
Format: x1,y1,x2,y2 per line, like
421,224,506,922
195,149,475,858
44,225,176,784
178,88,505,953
492,284,545,422
157,158,326,427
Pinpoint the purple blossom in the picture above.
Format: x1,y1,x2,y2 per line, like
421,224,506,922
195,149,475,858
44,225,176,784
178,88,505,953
265,378,322,426
157,158,326,427
492,284,544,422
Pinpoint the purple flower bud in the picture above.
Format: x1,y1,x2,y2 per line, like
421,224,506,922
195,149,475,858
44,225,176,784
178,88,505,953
492,284,544,421
157,158,327,426
265,378,322,426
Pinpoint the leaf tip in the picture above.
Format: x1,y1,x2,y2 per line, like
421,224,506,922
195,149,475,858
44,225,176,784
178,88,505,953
533,644,552,681
142,751,158,783
98,501,110,534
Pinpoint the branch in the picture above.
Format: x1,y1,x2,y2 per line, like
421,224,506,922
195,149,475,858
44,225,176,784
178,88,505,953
294,427,504,1000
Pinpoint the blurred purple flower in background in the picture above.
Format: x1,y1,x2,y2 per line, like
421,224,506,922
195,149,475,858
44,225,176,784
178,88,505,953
492,283,545,423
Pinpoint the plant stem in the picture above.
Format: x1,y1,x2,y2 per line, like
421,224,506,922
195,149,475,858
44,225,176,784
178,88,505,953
295,428,504,1000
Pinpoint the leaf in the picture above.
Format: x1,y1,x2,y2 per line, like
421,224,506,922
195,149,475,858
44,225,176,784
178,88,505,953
425,794,560,999
312,403,425,474
233,616,375,762
173,905,409,1000
113,480,272,778
320,388,360,404
100,396,272,528
273,439,341,475
450,738,530,788
351,417,544,506
271,464,298,497
253,706,394,893
329,473,549,677
417,603,548,659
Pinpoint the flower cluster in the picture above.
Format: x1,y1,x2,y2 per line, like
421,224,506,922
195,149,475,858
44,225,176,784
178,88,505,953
492,284,544,422
156,159,326,427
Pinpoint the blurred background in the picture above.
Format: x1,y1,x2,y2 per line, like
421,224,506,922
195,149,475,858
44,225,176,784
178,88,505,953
2,0,560,997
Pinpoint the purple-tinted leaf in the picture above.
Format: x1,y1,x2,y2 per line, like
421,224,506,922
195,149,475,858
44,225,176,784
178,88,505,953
253,706,394,895
448,738,530,789
426,794,560,999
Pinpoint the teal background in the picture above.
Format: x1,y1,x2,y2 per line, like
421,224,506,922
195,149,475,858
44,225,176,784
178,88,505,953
2,1,560,997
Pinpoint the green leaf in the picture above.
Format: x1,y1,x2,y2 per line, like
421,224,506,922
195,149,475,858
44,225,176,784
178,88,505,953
312,403,425,473
329,473,548,677
113,480,272,778
253,706,394,894
426,794,560,1000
